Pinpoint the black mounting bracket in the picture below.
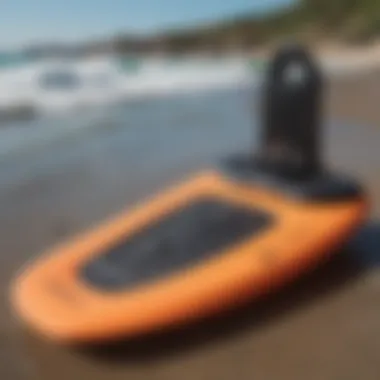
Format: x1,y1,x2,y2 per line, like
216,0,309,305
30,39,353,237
223,43,363,202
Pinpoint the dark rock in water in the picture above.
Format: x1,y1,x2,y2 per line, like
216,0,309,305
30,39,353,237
0,104,37,125
38,69,81,91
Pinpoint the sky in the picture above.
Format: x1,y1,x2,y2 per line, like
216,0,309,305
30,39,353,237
1,0,295,49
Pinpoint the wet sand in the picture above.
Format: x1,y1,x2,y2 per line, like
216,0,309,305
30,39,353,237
1,78,380,379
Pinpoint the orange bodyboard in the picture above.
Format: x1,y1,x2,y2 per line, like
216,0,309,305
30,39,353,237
10,170,368,344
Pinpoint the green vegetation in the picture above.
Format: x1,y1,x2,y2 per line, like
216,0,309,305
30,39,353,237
26,1,380,57
115,0,380,54
296,0,380,43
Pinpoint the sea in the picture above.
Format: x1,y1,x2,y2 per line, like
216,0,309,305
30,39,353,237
0,48,369,165
0,53,264,163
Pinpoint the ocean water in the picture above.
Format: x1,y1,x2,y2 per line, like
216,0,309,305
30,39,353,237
0,56,257,113
0,51,368,162
0,55,260,159
0,86,260,192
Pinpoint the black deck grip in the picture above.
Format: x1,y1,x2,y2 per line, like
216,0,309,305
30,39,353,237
80,198,273,291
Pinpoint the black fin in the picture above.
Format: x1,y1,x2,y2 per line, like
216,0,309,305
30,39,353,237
257,42,324,180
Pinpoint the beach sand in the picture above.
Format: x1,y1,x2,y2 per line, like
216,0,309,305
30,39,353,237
1,71,380,380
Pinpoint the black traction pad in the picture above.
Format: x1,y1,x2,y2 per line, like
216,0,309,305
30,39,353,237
80,197,273,291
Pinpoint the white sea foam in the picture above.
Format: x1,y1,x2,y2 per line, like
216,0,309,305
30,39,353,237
0,56,259,160
0,50,377,117
0,56,256,116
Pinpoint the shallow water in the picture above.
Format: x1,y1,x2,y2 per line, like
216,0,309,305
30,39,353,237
1,87,379,380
